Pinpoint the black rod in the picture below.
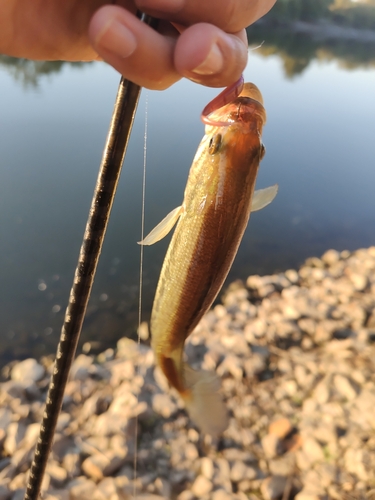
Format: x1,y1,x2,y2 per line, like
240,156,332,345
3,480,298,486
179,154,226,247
24,13,158,500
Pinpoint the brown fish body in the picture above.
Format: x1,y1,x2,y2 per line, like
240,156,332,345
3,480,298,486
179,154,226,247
142,84,274,435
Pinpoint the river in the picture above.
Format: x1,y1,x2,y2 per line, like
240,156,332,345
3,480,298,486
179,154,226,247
0,32,374,363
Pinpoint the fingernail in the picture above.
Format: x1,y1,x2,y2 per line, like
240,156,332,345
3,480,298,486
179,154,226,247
95,19,137,58
191,43,224,76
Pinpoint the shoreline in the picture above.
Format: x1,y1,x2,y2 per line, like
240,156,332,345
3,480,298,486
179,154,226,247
1,246,375,499
253,18,375,44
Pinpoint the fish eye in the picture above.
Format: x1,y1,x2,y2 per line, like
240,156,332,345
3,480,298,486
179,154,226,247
208,134,222,155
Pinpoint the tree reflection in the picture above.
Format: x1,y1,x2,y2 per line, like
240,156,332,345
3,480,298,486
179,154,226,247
2,16,375,85
247,24,375,78
0,56,90,88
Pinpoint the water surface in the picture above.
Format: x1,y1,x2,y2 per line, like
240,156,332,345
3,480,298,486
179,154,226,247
1,38,374,362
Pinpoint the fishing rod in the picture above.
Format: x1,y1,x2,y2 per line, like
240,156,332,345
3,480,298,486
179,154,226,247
24,12,158,500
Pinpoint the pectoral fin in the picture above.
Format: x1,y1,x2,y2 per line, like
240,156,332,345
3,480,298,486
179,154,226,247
138,206,183,245
251,184,278,212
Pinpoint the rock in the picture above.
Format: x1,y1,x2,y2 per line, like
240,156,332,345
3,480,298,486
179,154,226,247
285,269,299,284
177,491,195,500
81,449,127,481
348,272,368,291
230,461,247,483
0,485,11,500
9,490,25,500
46,462,68,488
1,246,375,499
217,355,243,380
313,377,330,405
152,394,177,419
295,490,322,500
68,478,99,500
154,477,172,498
302,438,325,463
260,476,287,500
261,434,281,459
344,449,370,481
184,443,199,462
3,423,27,456
333,374,357,400
200,457,214,480
191,475,213,497
11,359,45,383
268,454,295,476
211,490,232,500
269,418,293,439
138,322,149,340
321,249,340,266
0,410,12,434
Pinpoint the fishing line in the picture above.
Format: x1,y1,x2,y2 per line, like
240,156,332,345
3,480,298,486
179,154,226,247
133,92,149,498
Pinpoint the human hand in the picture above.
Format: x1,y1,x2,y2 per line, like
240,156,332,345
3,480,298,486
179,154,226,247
0,0,276,90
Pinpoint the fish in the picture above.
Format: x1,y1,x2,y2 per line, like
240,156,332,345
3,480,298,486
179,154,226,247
139,82,278,436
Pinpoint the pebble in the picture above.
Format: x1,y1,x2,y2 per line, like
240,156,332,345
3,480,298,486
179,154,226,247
191,475,213,497
152,393,177,418
10,359,45,383
261,434,281,459
1,247,374,499
200,457,214,480
260,476,287,500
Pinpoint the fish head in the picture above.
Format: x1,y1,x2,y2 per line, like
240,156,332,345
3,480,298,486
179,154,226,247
203,83,267,163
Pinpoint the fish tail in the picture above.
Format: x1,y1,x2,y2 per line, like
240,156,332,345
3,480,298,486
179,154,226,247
182,363,228,437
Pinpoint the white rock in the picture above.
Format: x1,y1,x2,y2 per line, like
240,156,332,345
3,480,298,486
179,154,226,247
295,490,322,500
200,457,214,480
302,437,324,463
211,490,232,500
261,434,281,459
230,461,247,483
321,249,340,265
152,394,177,418
333,374,357,400
185,443,199,462
191,475,213,497
11,359,44,383
3,423,27,456
68,478,99,500
313,377,330,405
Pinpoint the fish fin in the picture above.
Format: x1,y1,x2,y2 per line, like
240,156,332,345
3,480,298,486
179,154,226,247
138,206,183,245
251,184,278,212
182,363,228,437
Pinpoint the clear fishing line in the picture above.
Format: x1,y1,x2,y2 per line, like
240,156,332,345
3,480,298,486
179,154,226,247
133,91,148,498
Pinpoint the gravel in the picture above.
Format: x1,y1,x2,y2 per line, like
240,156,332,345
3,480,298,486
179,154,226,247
1,247,375,499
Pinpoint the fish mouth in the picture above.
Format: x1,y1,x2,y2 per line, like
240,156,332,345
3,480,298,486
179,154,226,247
239,82,264,105
201,78,266,127
204,96,266,128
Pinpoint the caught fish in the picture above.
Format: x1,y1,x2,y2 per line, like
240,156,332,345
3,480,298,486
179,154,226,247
140,82,278,436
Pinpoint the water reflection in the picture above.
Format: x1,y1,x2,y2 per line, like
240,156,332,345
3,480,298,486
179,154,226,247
0,56,89,88
0,30,375,364
247,23,375,78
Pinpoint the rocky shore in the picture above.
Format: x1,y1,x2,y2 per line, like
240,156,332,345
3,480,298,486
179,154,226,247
1,247,375,500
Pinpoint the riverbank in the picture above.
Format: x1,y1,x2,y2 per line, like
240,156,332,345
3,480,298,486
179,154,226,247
1,247,375,500
254,19,375,44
